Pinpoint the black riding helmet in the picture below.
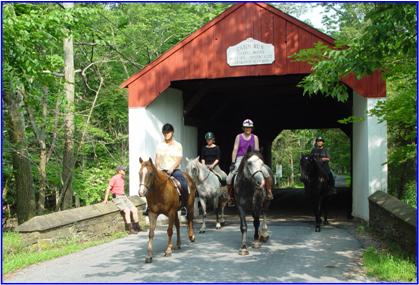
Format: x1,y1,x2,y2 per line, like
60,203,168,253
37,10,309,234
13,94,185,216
162,123,174,134
315,136,325,142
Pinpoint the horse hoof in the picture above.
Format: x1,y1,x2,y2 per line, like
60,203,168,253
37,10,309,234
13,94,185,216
164,251,172,257
145,257,153,263
323,220,329,225
190,235,195,242
199,229,206,234
252,241,261,249
315,227,321,232
174,245,181,250
239,248,249,256
260,235,270,242
215,223,221,230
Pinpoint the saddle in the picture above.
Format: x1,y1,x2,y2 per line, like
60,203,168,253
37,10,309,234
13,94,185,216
168,175,190,209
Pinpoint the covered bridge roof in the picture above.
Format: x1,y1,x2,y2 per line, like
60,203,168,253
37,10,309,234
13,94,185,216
121,3,385,107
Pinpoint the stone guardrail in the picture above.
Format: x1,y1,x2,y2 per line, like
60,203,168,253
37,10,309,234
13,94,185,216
15,196,147,245
369,191,417,258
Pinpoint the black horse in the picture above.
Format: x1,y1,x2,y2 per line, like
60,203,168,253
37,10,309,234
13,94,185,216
234,150,272,255
300,154,331,232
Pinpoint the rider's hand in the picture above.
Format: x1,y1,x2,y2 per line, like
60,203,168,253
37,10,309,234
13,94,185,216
167,168,173,175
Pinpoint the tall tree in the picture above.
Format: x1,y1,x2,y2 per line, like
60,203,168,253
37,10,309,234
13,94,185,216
2,79,36,224
60,2,76,210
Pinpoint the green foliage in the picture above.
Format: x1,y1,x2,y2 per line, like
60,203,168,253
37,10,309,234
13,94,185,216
292,3,417,203
2,231,127,274
363,246,416,282
401,181,417,209
2,3,232,213
73,166,115,205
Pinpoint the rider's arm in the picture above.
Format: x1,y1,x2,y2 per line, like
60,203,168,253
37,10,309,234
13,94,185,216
155,153,162,170
322,149,330,162
231,135,240,163
254,135,260,151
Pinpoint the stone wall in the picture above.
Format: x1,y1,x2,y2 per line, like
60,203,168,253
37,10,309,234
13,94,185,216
15,196,146,245
369,191,416,257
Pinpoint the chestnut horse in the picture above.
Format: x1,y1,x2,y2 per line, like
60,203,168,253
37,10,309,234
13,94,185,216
138,157,196,263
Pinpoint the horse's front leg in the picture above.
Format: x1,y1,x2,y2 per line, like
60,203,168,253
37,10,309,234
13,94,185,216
164,210,176,257
238,205,249,255
213,196,221,230
322,195,329,225
199,196,207,233
174,212,181,250
252,212,262,249
145,211,158,263
313,195,322,232
259,212,270,242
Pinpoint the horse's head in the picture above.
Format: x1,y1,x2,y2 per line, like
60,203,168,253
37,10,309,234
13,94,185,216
185,157,206,182
239,151,265,188
138,157,157,197
300,155,314,183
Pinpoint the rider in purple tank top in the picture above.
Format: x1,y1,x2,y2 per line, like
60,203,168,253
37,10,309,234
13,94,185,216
236,133,255,158
226,119,273,206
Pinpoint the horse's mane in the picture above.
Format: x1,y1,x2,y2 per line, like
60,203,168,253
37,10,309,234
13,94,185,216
237,150,264,173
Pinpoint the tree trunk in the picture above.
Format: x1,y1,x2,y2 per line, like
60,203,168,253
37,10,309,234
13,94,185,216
290,156,295,186
3,90,35,224
61,2,75,210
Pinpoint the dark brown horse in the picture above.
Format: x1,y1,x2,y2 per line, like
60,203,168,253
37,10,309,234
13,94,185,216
138,157,196,263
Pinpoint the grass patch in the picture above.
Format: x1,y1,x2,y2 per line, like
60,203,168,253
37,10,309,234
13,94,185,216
2,231,127,275
363,246,416,282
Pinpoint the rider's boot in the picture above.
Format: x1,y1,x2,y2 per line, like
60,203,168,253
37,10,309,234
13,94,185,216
227,184,235,207
265,175,274,200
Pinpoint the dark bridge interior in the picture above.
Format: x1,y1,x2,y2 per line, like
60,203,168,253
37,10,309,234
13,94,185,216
171,75,353,171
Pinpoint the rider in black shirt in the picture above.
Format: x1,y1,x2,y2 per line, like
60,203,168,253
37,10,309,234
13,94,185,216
200,132,227,185
311,136,336,194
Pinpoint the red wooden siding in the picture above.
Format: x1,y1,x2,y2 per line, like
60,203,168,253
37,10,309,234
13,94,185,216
121,3,386,108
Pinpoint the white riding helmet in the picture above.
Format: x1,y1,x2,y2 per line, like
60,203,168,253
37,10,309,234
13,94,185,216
242,119,254,128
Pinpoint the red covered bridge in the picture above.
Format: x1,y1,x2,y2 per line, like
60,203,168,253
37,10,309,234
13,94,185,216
121,3,387,221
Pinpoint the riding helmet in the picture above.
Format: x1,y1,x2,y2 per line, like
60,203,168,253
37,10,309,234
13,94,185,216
242,119,254,128
315,136,324,142
162,123,174,134
205,132,215,140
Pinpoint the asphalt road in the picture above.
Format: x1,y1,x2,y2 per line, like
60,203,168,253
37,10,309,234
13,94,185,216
6,217,374,283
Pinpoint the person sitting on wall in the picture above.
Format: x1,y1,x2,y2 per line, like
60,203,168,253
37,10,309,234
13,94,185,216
103,166,140,234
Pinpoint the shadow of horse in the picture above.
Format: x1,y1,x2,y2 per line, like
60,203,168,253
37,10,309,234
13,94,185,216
300,154,331,232
234,150,271,255
138,157,196,263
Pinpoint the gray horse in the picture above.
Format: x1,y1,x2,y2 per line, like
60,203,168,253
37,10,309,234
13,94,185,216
234,151,271,255
186,157,228,233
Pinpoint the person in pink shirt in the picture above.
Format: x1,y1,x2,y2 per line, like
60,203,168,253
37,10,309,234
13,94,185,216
103,166,140,234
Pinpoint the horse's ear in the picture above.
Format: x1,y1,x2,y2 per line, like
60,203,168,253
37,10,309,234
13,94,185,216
139,157,143,163
195,156,200,161
148,157,153,164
